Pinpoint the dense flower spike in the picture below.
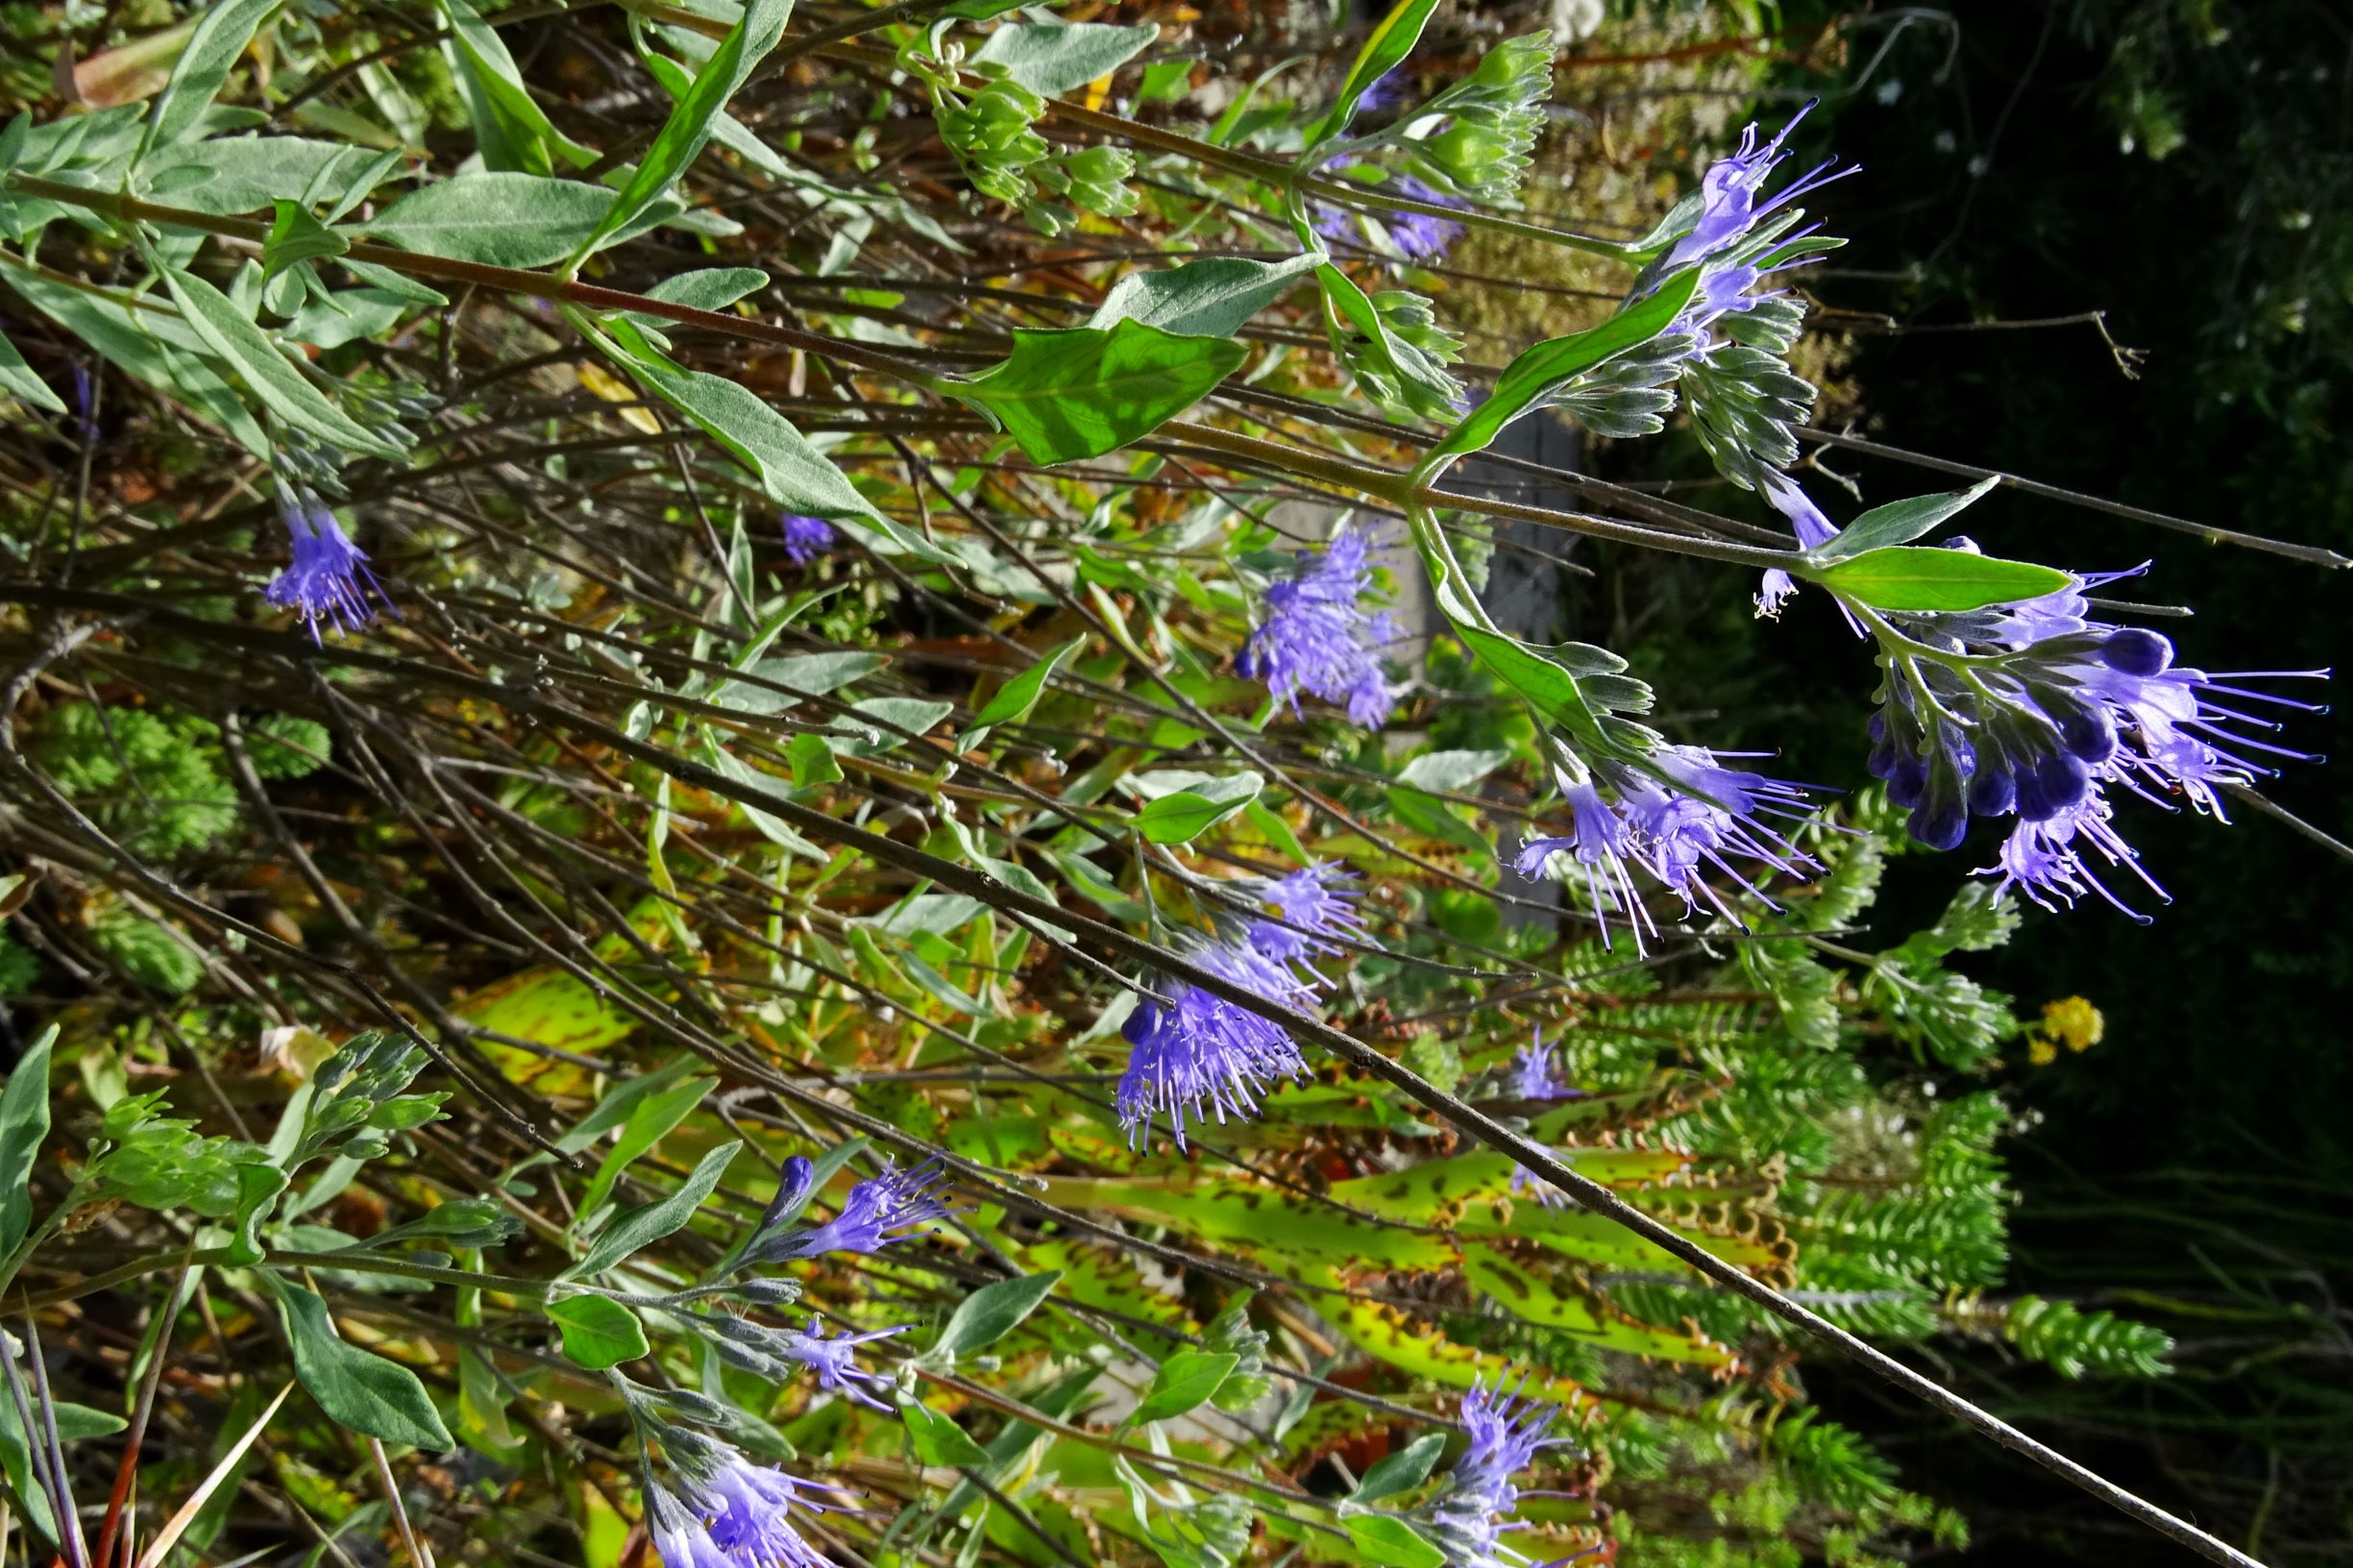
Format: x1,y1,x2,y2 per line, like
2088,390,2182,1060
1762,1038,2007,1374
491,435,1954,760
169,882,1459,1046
760,1159,953,1260
1858,561,2326,907
777,1321,904,1409
267,499,386,640
1240,525,1399,726
1514,749,1820,950
779,513,838,565
1117,939,1315,1147
1426,1377,1566,1568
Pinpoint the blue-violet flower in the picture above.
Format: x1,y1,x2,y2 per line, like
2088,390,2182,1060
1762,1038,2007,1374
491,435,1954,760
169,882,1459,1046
761,1159,953,1260
780,513,837,566
1240,525,1398,727
268,500,386,640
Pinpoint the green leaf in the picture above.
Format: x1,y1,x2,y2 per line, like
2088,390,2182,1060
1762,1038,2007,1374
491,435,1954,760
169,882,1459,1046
948,320,1246,464
1395,748,1510,794
1429,270,1699,465
1127,1350,1237,1427
0,1389,125,1542
361,173,680,268
1087,252,1326,338
572,0,795,264
0,1026,55,1255
576,1069,714,1219
544,1295,650,1369
0,327,63,413
899,1399,993,1466
1806,547,2075,612
1137,772,1262,845
137,0,283,160
262,199,349,280
1431,564,1614,739
585,316,886,525
930,1268,1061,1360
1342,1514,1446,1568
964,634,1085,747
1313,262,1459,419
1311,0,1441,147
228,1161,287,1264
156,261,404,458
969,21,1158,97
1807,477,2003,562
1351,1433,1446,1502
628,266,771,320
436,0,595,175
564,1139,740,1279
555,1053,700,1156
1242,797,1311,865
787,731,843,787
1385,785,1492,857
265,1275,453,1449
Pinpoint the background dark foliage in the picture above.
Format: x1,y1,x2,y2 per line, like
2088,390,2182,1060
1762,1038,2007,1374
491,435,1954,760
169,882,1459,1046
1763,3,2351,1559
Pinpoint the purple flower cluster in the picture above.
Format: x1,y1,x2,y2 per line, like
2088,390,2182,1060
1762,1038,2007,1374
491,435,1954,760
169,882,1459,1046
1117,861,1367,1146
1240,526,1398,727
650,1448,836,1568
1426,1378,1566,1568
759,1159,954,1261
1863,563,2325,912
267,495,387,641
780,513,837,566
1513,747,1819,949
1311,174,1468,263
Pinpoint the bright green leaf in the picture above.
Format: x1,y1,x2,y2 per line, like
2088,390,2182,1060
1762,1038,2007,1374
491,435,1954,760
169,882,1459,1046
545,1295,650,1369
1311,0,1441,147
1087,253,1326,338
262,199,348,280
1352,1433,1446,1502
265,1275,453,1449
1127,1350,1237,1427
138,0,283,160
899,1400,993,1466
1807,547,2075,612
970,21,1158,97
571,0,794,263
564,1139,739,1279
1429,270,1698,466
585,316,886,525
0,1026,55,1255
156,261,404,457
361,173,681,269
1806,477,2003,562
964,634,1085,747
0,328,64,413
1342,1514,1446,1568
1137,772,1262,844
948,320,1246,464
930,1268,1061,1360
